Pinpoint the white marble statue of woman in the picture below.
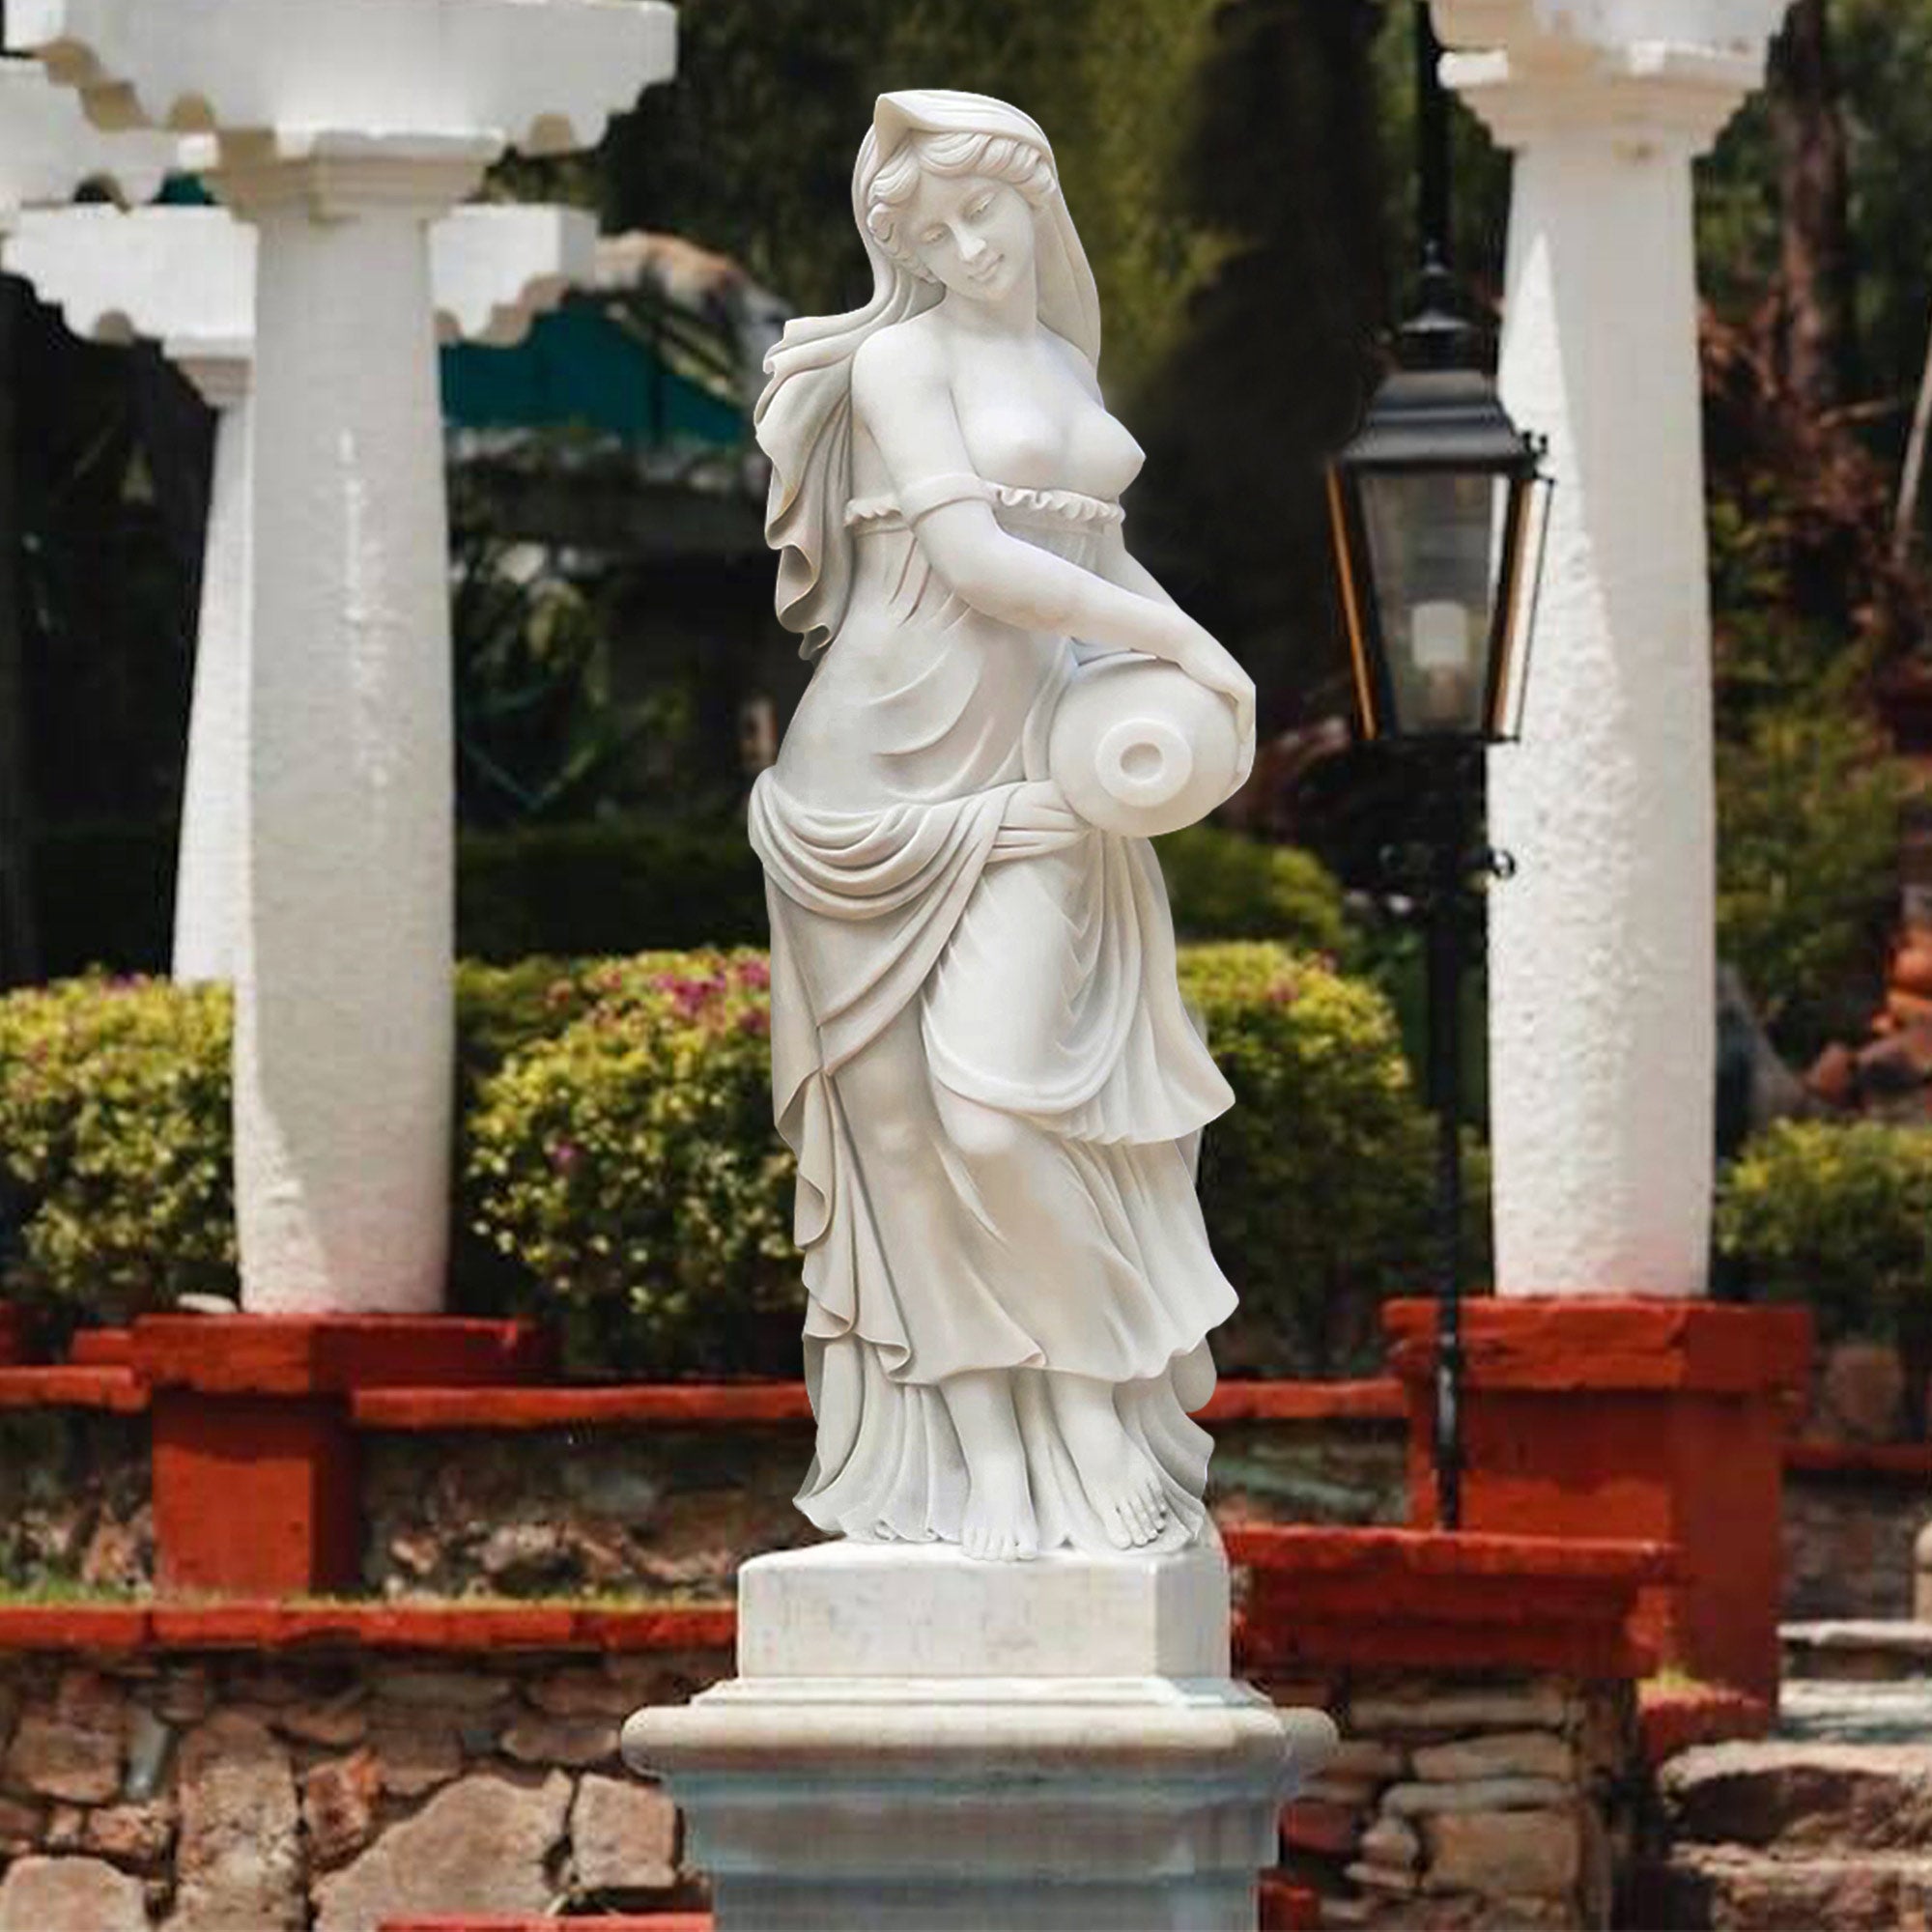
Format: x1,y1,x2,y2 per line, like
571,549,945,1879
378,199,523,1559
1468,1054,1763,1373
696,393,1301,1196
750,90,1257,1563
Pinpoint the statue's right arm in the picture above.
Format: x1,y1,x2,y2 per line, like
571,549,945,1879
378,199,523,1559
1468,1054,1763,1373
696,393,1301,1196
850,331,1202,664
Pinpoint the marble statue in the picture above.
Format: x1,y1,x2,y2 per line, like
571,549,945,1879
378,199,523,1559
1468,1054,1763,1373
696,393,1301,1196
751,90,1257,1564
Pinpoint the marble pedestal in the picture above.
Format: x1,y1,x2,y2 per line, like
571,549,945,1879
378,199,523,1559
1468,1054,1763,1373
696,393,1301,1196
622,1539,1333,1932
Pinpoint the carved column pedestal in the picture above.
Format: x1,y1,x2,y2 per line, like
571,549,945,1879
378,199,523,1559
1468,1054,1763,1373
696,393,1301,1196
625,1540,1332,1932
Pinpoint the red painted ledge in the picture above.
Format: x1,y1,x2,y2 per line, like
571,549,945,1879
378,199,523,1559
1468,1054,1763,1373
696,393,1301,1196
350,1376,1406,1432
130,1313,554,1395
1786,1439,1932,1483
1383,1296,1813,1396
353,1380,814,1430
1637,1680,1772,1766
0,1601,735,1654
0,1365,148,1412
1231,1525,1673,1679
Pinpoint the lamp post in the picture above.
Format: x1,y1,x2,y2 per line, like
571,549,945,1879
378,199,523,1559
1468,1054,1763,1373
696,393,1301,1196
1325,3,1549,1529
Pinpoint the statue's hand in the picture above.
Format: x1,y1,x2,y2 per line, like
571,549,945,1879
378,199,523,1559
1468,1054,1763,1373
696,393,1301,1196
989,779,1089,862
1157,611,1257,751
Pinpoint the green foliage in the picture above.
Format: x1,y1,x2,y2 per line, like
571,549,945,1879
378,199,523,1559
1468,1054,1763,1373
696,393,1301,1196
1717,1120,1932,1344
464,952,798,1377
0,976,233,1316
451,535,643,830
1,944,1443,1378
602,0,1217,398
1156,826,1346,952
1716,704,1902,1058
1177,943,1440,1373
456,817,769,962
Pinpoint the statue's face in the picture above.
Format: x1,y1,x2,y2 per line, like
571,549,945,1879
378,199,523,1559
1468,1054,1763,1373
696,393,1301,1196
904,171,1034,305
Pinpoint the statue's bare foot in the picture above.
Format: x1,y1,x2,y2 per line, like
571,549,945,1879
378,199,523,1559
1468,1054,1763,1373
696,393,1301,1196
960,1447,1038,1562
1048,1373,1169,1549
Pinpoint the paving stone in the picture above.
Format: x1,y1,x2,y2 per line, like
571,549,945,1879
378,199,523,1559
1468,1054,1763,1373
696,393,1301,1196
369,1668,511,1711
312,1770,571,1932
1423,1807,1581,1899
1358,1813,1420,1868
5,1714,123,1804
0,1795,43,1857
1383,1776,1574,1817
1350,1683,1571,1734
275,1691,368,1749
367,1711,464,1798
1411,1730,1575,1783
167,1710,302,1931
500,1711,619,1769
0,1855,148,1932
1659,1740,1932,1851
84,1800,177,1870
571,1773,677,1894
1324,1739,1406,1781
526,1667,640,1719
1652,1846,1932,1932
301,1749,382,1870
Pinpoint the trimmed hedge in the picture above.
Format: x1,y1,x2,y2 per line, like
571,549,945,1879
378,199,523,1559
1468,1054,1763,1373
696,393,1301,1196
0,943,1434,1375
1718,1120,1932,1345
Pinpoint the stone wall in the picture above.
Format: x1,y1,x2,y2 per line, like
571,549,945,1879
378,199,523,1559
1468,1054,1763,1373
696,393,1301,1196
0,1642,731,1931
1268,1667,1639,1930
1784,1462,1930,1622
357,1414,1409,1600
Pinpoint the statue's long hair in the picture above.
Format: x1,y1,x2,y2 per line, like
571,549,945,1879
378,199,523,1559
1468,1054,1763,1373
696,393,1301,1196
754,90,1103,660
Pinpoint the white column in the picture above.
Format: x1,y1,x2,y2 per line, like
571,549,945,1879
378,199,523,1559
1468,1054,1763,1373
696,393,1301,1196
1432,0,1787,1298
10,0,674,1313
173,354,253,984
213,138,489,1314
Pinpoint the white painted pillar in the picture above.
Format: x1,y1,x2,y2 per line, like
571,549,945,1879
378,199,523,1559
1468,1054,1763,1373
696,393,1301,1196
173,353,253,985
1431,0,1788,1297
9,0,675,1314
213,137,490,1313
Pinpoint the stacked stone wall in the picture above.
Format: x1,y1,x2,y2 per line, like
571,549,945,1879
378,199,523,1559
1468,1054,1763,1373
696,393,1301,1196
0,1643,730,1930
1268,1668,1640,1930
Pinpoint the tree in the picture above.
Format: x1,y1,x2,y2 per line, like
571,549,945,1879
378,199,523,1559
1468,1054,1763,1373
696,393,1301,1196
1770,0,1856,411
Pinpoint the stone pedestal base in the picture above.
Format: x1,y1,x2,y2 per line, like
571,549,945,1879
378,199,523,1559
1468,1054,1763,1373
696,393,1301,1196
1385,1297,1811,1701
624,1539,1333,1932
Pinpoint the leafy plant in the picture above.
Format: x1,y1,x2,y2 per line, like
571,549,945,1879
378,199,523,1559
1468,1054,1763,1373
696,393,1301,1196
0,946,1446,1378
1718,1119,1932,1428
0,975,233,1318
1717,705,1902,1058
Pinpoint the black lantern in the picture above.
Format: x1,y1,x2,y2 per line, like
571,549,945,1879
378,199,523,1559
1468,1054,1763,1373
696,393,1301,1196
1326,287,1550,748
1322,6,1553,1536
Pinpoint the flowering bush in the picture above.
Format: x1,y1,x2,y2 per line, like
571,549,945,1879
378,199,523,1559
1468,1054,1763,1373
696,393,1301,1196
0,945,1441,1375
0,975,234,1318
462,952,800,1376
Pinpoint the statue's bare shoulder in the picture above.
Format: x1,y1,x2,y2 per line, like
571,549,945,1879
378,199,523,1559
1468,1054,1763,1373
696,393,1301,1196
850,318,949,429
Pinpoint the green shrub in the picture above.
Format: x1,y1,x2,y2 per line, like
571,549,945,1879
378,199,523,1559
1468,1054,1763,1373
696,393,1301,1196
1155,827,1347,952
456,818,769,962
0,976,234,1318
1716,707,1902,1059
1178,944,1441,1373
1,945,1443,1377
461,952,800,1376
1717,1120,1932,1348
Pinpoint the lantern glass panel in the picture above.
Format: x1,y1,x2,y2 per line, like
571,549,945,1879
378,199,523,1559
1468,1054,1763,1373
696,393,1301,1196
1357,468,1508,737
